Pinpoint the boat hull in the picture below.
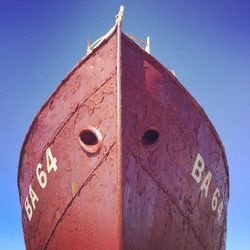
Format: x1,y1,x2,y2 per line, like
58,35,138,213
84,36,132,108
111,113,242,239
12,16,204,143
18,25,229,250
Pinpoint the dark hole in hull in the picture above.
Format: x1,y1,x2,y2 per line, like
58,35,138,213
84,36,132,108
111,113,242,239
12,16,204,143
80,130,98,146
141,129,160,146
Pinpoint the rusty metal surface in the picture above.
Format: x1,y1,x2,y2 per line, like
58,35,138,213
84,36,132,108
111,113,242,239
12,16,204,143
42,80,119,250
18,29,121,250
18,25,229,250
121,33,229,250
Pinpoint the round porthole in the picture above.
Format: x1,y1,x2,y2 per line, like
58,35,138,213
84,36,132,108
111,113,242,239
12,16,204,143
141,129,160,147
79,126,103,154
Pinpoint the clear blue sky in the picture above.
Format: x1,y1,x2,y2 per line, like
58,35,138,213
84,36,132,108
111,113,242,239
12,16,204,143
0,1,249,249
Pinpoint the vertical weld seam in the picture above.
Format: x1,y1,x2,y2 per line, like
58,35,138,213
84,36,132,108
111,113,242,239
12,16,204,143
116,22,123,250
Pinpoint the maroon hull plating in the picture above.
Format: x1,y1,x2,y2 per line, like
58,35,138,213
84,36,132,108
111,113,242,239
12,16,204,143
121,34,229,249
18,19,229,250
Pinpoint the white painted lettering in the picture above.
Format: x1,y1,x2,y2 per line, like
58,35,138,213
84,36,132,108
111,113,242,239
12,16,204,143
29,185,39,210
36,163,47,189
24,146,59,223
217,201,223,221
191,153,205,183
24,197,33,221
191,152,224,222
200,171,212,198
212,188,220,211
46,147,57,173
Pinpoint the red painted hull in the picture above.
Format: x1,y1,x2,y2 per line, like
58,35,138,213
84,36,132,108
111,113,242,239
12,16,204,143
18,24,229,250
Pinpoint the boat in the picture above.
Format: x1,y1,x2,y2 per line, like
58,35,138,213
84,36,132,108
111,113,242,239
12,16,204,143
18,6,229,250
